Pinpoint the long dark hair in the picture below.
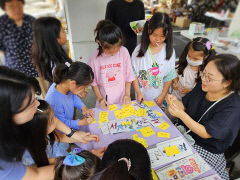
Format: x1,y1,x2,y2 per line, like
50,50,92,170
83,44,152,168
32,17,72,82
177,37,216,81
0,79,33,164
53,61,94,86
19,100,57,167
137,12,173,60
209,54,240,93
0,66,41,95
54,150,101,180
94,20,124,56
101,139,153,180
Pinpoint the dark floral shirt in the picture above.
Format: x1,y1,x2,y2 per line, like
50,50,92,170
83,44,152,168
0,14,38,77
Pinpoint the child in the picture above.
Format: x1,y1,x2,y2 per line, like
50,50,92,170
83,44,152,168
88,20,135,109
172,37,216,100
32,17,72,83
45,62,94,130
22,100,102,166
96,139,153,180
132,13,176,107
54,148,101,180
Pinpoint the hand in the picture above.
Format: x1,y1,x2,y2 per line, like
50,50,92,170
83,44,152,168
172,81,178,90
91,147,106,157
71,131,92,144
155,94,165,106
83,117,93,125
136,92,145,103
178,86,191,94
82,107,94,117
99,98,109,110
166,94,185,111
122,95,131,105
168,101,186,119
83,134,100,143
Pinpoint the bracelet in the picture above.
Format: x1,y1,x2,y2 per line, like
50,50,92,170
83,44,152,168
66,128,76,138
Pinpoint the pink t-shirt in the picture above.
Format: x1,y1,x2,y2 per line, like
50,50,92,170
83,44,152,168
88,46,135,106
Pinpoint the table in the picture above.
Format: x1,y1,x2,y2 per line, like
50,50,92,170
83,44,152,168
76,102,220,179
180,30,240,59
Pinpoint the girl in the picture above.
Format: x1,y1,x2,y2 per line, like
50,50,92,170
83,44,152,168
54,148,101,180
22,100,103,166
172,37,216,100
93,139,153,180
132,13,176,106
166,54,240,179
0,68,95,180
32,16,72,83
88,20,135,109
45,62,95,130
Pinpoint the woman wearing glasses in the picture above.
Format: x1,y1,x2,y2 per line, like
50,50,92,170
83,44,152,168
166,54,240,180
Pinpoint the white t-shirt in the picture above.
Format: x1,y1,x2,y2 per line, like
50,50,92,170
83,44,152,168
172,64,198,100
131,43,176,100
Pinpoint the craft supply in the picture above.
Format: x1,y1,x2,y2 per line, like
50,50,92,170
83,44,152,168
157,132,170,138
158,122,170,130
108,104,118,111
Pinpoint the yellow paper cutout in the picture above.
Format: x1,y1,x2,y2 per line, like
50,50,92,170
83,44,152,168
91,117,97,124
164,145,180,156
108,104,118,111
155,111,163,117
99,111,109,123
137,108,147,117
157,132,170,138
144,101,156,107
158,122,170,130
131,101,137,105
151,169,159,180
132,134,148,148
121,121,132,126
139,127,155,137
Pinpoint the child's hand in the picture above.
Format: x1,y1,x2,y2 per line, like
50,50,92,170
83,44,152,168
71,131,92,144
82,107,94,117
99,98,109,110
83,134,100,143
173,81,178,90
155,94,165,106
122,95,131,105
136,92,145,103
84,117,93,125
179,86,191,94
91,147,106,157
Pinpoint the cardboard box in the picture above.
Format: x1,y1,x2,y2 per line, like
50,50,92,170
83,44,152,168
175,16,191,28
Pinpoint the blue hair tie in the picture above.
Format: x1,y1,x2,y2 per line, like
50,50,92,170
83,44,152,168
63,148,85,166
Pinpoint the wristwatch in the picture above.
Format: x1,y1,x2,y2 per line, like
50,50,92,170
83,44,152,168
66,128,77,137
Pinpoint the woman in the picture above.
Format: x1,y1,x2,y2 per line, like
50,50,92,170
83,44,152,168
0,0,38,77
166,54,240,180
0,66,99,180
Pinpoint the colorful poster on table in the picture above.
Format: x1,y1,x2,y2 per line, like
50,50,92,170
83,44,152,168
155,153,211,180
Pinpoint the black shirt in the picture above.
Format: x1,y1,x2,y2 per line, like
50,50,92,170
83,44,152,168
105,0,145,55
181,81,240,154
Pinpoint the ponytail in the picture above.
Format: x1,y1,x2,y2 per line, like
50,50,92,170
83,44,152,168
53,62,94,85
94,20,123,56
101,160,131,180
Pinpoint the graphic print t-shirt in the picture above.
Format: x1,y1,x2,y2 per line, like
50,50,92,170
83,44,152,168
88,46,135,105
132,44,176,100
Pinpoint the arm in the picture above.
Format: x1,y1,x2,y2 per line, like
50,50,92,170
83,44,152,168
22,165,54,180
133,78,145,102
122,81,131,104
92,85,108,109
172,77,179,90
155,80,172,106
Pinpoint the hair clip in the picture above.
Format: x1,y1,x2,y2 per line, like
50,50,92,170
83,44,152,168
205,41,211,50
63,148,85,166
118,158,131,171
65,62,71,68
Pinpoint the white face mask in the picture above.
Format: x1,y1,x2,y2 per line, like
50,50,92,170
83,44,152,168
186,55,203,66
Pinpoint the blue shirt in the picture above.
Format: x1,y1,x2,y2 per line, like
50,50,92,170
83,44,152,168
45,83,85,129
0,159,26,180
0,14,38,77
